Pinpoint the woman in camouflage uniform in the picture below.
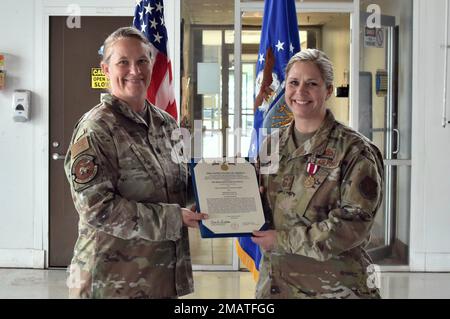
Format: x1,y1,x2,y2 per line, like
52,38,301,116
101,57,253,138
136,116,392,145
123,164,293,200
252,49,384,299
64,27,207,298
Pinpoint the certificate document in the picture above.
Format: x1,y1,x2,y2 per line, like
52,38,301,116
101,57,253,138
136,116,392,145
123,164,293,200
191,159,266,238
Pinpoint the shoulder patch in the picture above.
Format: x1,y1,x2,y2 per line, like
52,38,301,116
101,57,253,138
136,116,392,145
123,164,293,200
71,154,98,184
358,175,378,200
71,135,91,159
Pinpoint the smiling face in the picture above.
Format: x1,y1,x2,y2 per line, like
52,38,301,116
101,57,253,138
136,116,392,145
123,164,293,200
101,37,152,111
285,61,333,124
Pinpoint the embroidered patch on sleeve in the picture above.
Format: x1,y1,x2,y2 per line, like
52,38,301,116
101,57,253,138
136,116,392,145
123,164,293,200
71,154,98,184
71,135,90,159
358,175,378,200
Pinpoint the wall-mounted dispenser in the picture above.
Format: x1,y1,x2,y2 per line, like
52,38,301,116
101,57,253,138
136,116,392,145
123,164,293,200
13,90,31,122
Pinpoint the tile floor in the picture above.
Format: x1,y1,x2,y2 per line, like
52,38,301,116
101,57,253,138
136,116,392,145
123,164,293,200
0,268,450,299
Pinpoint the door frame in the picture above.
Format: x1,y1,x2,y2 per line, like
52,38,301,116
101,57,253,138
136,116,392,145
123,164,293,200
34,0,179,268
359,12,413,263
186,26,240,270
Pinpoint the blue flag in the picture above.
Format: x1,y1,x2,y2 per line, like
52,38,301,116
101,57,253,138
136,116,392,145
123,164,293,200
238,0,300,281
248,0,300,158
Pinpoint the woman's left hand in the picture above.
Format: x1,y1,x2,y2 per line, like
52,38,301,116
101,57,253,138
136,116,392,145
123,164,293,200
251,230,277,251
181,207,208,228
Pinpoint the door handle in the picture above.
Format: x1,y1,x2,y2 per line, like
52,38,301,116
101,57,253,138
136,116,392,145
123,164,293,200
52,152,66,161
392,129,400,155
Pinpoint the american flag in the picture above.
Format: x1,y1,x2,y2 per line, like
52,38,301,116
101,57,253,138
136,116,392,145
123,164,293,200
133,0,177,120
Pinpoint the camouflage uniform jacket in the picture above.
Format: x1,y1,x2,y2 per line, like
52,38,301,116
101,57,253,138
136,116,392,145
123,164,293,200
256,109,384,299
64,94,192,298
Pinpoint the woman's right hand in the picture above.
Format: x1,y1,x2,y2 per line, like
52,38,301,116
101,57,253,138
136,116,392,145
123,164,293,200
181,206,208,228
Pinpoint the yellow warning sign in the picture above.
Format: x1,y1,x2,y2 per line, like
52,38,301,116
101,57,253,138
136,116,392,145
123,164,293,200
91,68,109,89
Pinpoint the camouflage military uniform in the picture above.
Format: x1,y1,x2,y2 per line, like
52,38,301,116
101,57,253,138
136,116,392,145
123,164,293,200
256,109,384,299
64,94,192,299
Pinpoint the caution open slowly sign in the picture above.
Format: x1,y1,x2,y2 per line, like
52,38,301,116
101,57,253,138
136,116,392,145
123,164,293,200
364,27,384,48
91,68,109,89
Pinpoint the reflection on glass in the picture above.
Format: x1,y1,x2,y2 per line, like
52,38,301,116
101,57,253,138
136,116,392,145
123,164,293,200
188,228,233,265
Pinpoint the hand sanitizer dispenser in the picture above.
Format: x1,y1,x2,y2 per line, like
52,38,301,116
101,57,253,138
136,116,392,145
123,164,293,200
13,90,31,122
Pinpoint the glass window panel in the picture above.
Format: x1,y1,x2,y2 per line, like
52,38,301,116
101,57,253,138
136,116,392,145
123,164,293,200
202,30,222,46
225,30,261,44
183,1,235,268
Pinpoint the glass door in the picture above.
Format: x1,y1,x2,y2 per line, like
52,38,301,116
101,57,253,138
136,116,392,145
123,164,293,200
185,26,239,270
359,12,411,264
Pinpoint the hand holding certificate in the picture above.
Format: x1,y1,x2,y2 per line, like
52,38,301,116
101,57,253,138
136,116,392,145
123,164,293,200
190,158,267,238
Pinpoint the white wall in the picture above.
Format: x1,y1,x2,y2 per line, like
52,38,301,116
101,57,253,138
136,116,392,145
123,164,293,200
0,0,45,267
411,0,450,271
